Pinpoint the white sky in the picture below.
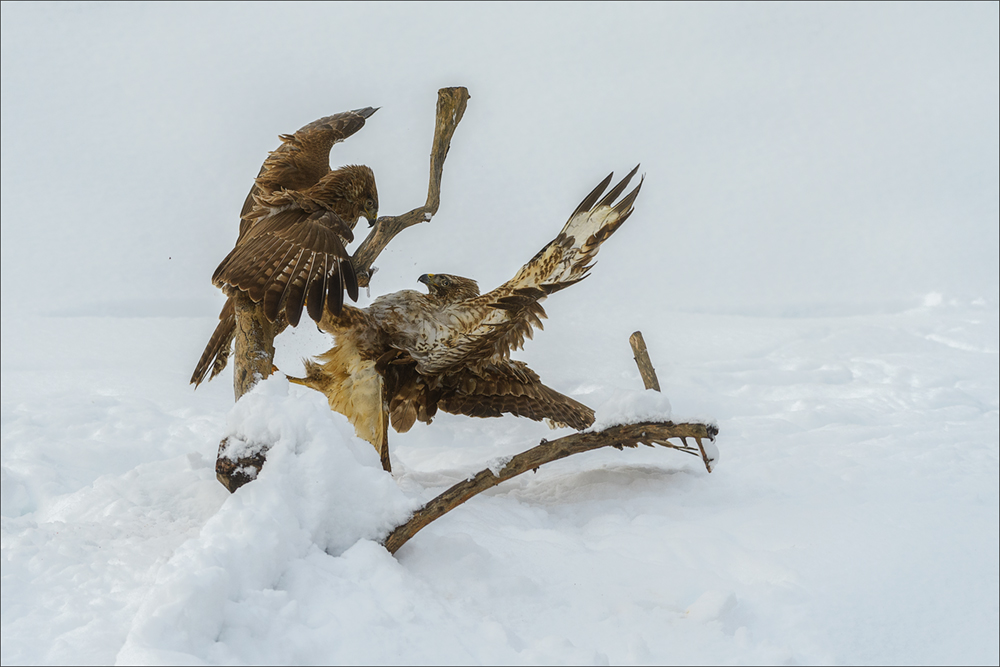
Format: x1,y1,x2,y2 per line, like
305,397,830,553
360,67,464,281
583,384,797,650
2,2,997,318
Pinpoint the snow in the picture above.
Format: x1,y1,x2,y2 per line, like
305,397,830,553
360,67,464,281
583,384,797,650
590,388,674,431
3,302,996,664
2,4,998,665
487,455,514,478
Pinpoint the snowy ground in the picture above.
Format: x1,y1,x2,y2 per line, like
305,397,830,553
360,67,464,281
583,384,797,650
2,295,997,665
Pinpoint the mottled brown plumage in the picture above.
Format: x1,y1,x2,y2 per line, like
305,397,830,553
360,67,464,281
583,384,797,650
191,108,378,388
286,167,643,463
238,109,378,238
213,164,376,324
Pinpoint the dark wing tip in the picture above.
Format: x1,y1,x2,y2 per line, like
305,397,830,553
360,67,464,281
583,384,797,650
342,258,359,302
285,291,304,327
571,172,614,219
595,164,640,210
306,279,324,323
613,174,644,217
325,268,344,316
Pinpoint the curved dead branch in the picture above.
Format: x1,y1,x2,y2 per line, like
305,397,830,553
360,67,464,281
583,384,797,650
351,87,470,287
219,87,470,490
383,420,718,554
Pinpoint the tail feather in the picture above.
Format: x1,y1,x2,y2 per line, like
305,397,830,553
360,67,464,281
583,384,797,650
190,298,236,387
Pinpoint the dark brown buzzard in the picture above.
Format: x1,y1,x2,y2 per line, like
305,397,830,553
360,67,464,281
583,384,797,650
285,167,642,468
191,108,379,387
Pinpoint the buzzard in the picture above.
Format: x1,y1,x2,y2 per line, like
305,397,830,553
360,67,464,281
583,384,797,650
191,108,379,387
285,167,642,469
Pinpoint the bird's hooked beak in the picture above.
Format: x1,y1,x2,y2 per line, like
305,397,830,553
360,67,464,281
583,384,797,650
418,274,434,288
364,204,379,228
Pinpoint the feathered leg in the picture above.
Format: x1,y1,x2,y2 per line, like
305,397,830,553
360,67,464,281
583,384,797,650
284,347,393,473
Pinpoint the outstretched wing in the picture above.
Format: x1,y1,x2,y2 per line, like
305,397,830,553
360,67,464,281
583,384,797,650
212,205,358,325
192,108,376,387
413,166,642,375
381,355,595,434
238,107,378,240
436,361,595,430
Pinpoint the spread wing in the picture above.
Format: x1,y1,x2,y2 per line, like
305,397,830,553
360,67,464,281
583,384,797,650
212,205,359,326
381,354,595,434
414,166,642,375
192,108,376,387
289,168,641,436
437,361,594,430
238,107,378,240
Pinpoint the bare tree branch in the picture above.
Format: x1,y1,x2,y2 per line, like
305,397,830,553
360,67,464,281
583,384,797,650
383,420,718,554
629,330,661,392
215,436,268,493
351,87,470,287
231,292,282,401
218,88,470,491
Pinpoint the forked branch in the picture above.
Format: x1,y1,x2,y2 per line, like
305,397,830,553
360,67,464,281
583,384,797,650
382,420,718,554
351,87,470,287
219,88,470,489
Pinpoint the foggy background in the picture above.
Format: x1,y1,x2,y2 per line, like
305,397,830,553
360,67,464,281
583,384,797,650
2,2,998,322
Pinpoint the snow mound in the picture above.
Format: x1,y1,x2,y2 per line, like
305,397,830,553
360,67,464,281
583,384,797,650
117,377,422,663
221,375,419,555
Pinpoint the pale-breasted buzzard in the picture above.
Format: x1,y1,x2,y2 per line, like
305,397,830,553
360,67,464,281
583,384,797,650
286,167,642,468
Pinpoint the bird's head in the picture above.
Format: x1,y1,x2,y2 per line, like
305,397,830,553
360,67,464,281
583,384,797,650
418,273,480,302
321,164,378,228
351,165,379,227
362,195,379,228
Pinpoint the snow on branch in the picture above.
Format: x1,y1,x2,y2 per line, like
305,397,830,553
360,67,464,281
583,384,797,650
382,420,718,554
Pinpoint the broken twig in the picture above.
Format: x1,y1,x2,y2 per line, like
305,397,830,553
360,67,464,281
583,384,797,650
629,330,661,392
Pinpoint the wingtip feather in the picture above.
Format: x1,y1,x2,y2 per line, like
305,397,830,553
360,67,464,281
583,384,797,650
596,164,640,210
570,172,614,219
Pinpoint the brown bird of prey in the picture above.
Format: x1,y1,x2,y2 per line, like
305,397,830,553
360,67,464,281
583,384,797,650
191,108,380,387
285,167,642,471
